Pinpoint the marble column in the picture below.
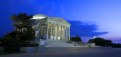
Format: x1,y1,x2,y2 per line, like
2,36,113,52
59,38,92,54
56,25,59,40
64,27,66,40
35,30,39,38
58,26,61,40
65,27,67,40
65,27,68,41
51,26,53,40
53,26,55,40
68,27,70,41
60,26,62,40
54,25,57,40
50,25,52,40
61,26,63,40
62,26,64,40
46,24,48,40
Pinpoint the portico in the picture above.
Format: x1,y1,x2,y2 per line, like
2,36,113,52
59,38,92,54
47,24,70,41
31,14,70,41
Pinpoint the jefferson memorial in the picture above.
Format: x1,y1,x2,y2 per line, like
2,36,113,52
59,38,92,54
31,14,71,43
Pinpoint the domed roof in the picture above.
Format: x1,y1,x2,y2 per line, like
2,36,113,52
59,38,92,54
32,14,47,19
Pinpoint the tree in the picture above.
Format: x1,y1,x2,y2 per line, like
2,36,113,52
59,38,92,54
0,13,36,53
88,38,112,46
0,37,2,46
70,36,82,42
11,13,35,42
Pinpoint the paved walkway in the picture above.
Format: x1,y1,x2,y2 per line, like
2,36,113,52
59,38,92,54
0,47,121,57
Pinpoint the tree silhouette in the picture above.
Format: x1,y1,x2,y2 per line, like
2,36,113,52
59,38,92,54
88,38,112,46
70,36,82,42
11,13,35,42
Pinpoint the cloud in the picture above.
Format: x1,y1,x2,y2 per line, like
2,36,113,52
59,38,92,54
68,21,108,37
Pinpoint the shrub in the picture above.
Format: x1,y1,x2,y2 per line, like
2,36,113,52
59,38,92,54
3,46,19,53
19,43,38,47
111,43,121,48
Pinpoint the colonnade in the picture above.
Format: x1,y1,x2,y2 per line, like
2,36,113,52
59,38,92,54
46,24,70,41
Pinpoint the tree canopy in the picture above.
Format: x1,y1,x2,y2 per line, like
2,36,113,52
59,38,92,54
70,36,82,42
11,13,35,42
88,38,112,46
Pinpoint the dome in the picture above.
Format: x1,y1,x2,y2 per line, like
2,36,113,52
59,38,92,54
32,14,47,19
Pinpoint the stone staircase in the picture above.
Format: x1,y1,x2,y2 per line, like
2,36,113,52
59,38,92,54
45,40,89,47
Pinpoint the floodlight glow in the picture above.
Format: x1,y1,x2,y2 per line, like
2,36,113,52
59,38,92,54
32,14,46,19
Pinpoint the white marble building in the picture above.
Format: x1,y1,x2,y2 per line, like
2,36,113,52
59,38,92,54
31,14,71,45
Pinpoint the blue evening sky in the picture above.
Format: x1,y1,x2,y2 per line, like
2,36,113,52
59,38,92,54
0,0,121,42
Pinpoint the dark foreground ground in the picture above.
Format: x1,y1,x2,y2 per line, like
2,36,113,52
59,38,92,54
0,47,121,57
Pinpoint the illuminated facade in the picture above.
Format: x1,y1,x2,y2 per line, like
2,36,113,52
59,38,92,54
31,14,71,41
